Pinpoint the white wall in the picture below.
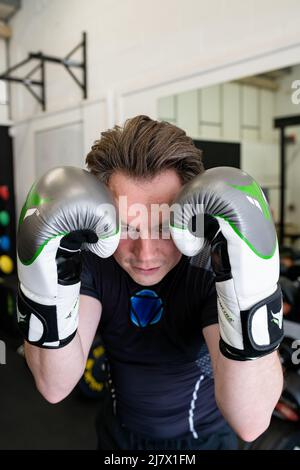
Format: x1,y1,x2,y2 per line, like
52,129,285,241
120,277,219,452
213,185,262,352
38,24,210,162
6,0,300,218
7,0,300,121
0,38,9,124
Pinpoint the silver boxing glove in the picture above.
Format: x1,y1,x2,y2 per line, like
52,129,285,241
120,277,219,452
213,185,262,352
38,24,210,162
17,166,120,348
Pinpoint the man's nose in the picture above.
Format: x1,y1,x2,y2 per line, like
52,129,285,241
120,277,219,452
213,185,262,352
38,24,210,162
133,237,158,261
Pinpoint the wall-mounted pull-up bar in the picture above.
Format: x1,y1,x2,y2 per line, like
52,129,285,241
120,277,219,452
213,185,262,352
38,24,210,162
0,32,87,111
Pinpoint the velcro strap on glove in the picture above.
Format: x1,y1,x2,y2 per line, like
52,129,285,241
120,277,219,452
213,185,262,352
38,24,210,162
17,287,77,348
220,285,284,361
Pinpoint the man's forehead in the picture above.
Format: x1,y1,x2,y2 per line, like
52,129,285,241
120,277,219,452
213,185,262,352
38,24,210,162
122,212,170,226
112,190,179,209
120,200,172,225
108,169,182,204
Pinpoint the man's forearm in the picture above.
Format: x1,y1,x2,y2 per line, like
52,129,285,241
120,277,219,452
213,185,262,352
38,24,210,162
214,351,283,442
24,333,86,403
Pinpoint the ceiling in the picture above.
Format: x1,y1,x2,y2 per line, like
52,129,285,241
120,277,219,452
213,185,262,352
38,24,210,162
235,67,293,91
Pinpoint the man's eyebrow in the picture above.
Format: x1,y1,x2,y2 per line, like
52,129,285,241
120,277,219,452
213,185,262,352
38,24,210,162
121,220,170,230
152,221,170,229
121,222,140,232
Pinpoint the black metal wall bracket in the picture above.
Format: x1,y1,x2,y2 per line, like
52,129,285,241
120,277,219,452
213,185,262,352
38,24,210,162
0,32,87,111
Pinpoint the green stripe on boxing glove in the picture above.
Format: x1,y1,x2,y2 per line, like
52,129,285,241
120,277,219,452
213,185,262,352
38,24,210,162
170,166,283,361
17,166,120,348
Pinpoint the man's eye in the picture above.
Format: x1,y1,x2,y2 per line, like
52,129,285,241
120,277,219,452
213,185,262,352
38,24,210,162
158,225,170,236
122,225,138,235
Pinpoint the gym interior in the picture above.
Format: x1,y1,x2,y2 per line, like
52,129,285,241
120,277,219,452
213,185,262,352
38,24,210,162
1,0,300,452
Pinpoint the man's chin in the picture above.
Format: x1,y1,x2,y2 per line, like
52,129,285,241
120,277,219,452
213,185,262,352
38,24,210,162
129,267,165,286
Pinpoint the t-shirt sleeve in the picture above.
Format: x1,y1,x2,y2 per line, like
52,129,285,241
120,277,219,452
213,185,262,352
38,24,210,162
80,250,102,302
200,288,218,329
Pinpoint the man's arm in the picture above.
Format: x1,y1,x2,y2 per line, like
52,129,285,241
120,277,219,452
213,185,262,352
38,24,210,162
203,323,283,442
24,295,102,404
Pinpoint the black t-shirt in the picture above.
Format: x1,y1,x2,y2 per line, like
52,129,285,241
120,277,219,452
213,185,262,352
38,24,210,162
80,244,225,439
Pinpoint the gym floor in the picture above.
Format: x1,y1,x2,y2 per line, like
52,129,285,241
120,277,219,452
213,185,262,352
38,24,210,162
1,333,99,450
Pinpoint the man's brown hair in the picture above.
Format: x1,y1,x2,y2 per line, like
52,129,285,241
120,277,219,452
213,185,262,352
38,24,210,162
86,115,204,184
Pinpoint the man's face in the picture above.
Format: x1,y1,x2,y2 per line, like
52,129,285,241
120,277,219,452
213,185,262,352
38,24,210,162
108,169,183,286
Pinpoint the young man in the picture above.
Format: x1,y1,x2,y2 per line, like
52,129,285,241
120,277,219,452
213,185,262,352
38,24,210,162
17,115,283,450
